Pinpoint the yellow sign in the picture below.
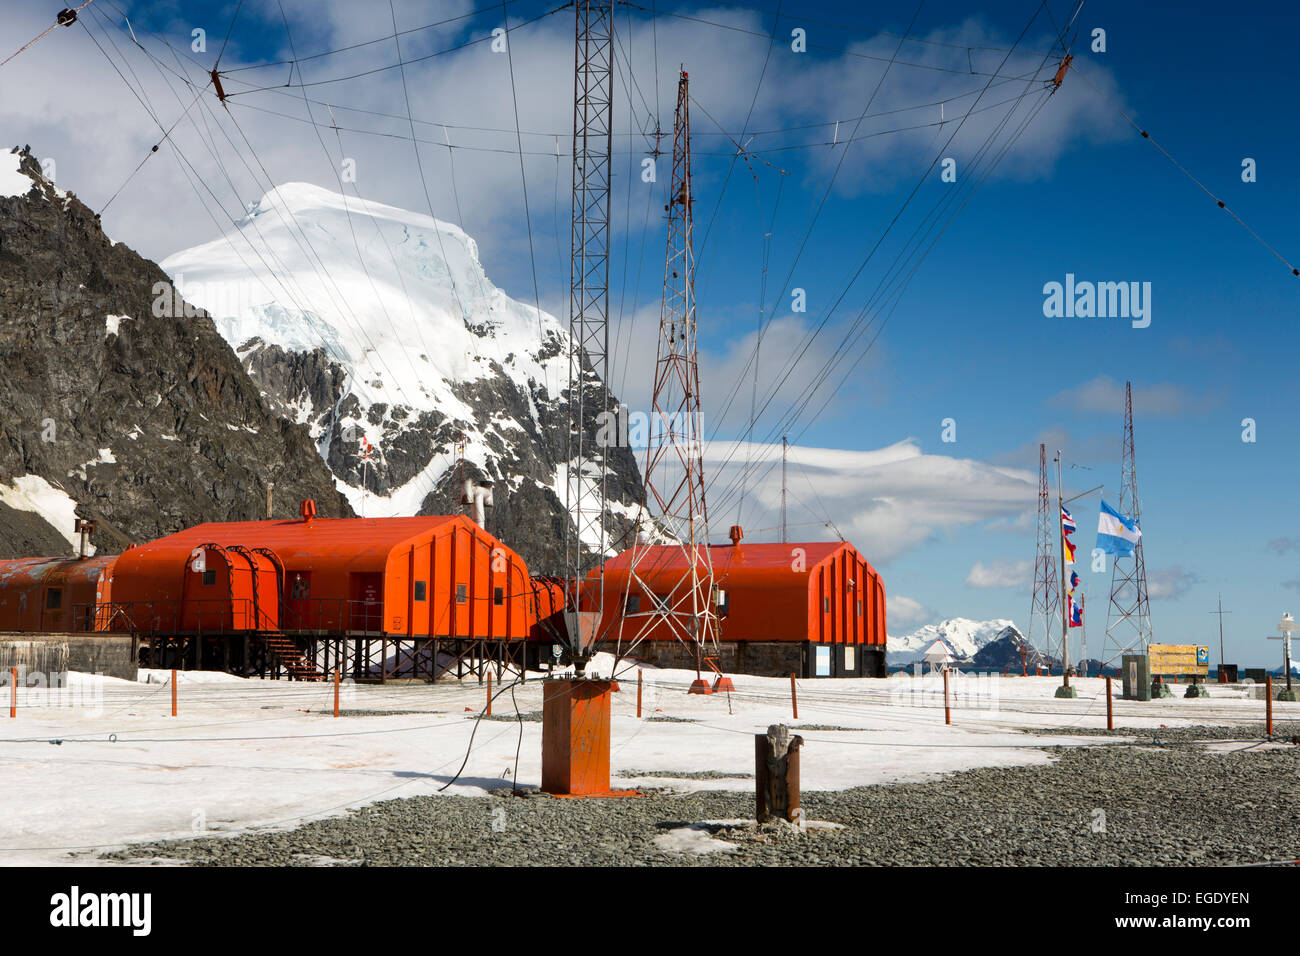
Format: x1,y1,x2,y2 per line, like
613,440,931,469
1148,643,1210,676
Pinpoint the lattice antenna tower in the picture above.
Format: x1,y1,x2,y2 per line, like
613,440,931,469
1103,380,1153,665
616,70,719,674
561,0,615,672
1027,442,1060,653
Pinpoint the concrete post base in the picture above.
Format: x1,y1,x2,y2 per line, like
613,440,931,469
1054,684,1078,698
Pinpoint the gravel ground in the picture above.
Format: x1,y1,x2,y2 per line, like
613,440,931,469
102,724,1300,867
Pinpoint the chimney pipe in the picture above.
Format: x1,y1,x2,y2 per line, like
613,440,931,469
465,483,494,527
74,518,96,559
299,499,317,524
729,525,743,547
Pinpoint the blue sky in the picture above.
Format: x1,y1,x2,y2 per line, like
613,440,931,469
2,0,1297,665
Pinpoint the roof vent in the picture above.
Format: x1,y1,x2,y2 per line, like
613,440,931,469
729,525,743,546
299,499,317,523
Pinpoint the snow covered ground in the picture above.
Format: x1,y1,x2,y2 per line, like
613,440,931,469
0,663,1288,866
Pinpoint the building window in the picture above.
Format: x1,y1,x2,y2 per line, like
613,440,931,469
823,597,830,614
414,581,427,601
857,600,862,617
493,587,504,606
289,572,310,599
627,596,640,613
45,588,62,610
202,570,216,587
456,584,467,604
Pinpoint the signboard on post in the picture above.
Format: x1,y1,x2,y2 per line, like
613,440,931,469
1148,644,1210,677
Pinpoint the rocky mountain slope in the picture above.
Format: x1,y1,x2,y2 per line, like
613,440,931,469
0,146,348,557
161,181,642,573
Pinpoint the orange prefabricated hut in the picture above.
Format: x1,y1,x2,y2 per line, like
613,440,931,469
106,511,534,642
0,555,117,633
595,529,887,678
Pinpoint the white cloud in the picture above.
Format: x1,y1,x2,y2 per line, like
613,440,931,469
1048,375,1220,418
0,1,1126,305
696,437,1035,563
965,558,1032,589
887,594,932,628
1146,565,1200,601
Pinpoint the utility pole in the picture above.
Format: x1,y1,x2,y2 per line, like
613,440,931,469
1028,443,1060,654
1104,381,1153,665
1054,449,1102,699
1054,450,1074,697
1210,593,1231,674
780,435,788,544
617,69,718,692
561,0,615,675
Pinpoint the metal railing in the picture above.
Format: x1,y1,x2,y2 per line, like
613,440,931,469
67,598,385,636
70,598,278,636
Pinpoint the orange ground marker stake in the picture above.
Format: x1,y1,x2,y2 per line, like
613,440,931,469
790,672,799,720
943,668,951,725
9,666,15,718
636,669,643,719
486,671,493,717
1266,676,1273,736
334,668,340,718
171,668,178,717
1105,676,1113,730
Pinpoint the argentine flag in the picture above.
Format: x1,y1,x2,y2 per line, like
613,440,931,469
1096,500,1141,556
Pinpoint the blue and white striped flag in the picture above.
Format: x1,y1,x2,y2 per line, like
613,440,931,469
1096,500,1141,557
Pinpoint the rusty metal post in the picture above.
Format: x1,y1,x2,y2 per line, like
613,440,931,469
334,668,340,718
171,668,178,717
9,666,15,718
943,667,951,725
755,723,803,824
636,669,643,718
790,672,799,720
1105,675,1113,730
1266,676,1273,735
486,671,493,716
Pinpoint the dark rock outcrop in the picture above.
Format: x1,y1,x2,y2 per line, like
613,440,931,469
0,147,349,557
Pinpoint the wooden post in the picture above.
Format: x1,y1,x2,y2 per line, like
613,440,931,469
1263,671,1274,738
1105,675,1113,730
636,669,643,718
9,666,15,718
755,723,803,824
334,668,340,718
171,668,178,717
486,671,493,716
943,667,951,725
789,672,799,720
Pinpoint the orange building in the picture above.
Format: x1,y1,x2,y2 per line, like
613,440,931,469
0,555,117,633
104,509,533,641
594,529,887,677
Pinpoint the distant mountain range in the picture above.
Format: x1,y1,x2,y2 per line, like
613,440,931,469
887,618,1023,665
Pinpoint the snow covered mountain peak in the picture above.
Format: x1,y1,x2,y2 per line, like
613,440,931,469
887,617,1021,665
159,179,639,570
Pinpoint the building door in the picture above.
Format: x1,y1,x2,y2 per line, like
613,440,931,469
350,573,382,632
